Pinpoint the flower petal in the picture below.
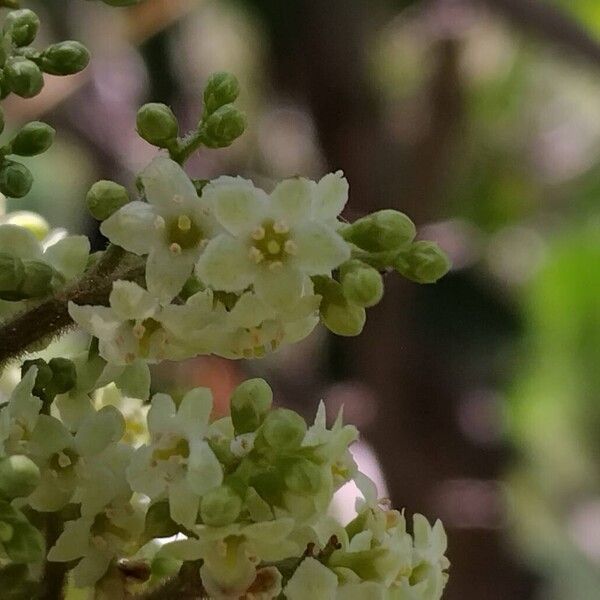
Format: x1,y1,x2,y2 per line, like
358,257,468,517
293,222,350,275
75,406,125,457
109,281,159,321
126,445,166,498
186,439,223,495
0,224,41,259
177,387,213,435
195,235,254,292
284,557,338,600
47,517,92,562
253,266,304,311
312,171,348,225
71,546,112,587
147,394,176,435
68,303,121,340
141,157,198,215
270,178,314,225
168,477,200,529
29,415,72,457
43,236,90,281
205,176,267,236
100,201,158,255
146,247,196,304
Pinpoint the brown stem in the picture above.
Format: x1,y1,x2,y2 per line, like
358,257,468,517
134,561,206,600
40,513,68,600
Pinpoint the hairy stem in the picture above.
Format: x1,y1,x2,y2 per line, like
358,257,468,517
0,246,144,366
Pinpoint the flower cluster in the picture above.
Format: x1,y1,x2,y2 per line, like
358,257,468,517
0,368,449,597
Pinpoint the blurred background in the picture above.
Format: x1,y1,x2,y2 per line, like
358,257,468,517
6,0,600,598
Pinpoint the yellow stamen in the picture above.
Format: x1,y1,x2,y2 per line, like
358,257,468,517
177,215,192,231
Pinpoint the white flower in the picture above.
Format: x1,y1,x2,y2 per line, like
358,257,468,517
126,388,222,529
101,157,222,303
284,557,338,600
69,280,175,366
196,174,350,311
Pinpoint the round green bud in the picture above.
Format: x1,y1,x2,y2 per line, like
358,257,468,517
395,240,451,284
136,103,179,147
11,121,55,156
342,210,416,253
284,458,322,495
86,180,130,220
0,252,24,293
3,9,40,47
40,41,90,76
0,161,33,198
200,485,242,527
4,57,44,98
20,260,53,298
1,211,50,241
48,357,77,394
21,358,53,397
320,300,366,337
199,103,246,149
203,72,240,116
230,378,273,435
0,456,40,500
261,408,307,451
340,260,384,308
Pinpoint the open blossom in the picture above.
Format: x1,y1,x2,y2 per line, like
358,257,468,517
101,157,222,303
126,388,223,529
69,281,176,365
196,174,350,310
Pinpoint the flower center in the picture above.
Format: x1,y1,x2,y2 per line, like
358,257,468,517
49,448,79,474
152,436,190,462
249,219,297,268
91,512,130,542
133,318,163,357
167,214,203,251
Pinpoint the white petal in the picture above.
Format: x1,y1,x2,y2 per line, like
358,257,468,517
71,546,112,587
146,247,196,304
43,236,90,280
284,557,338,600
126,445,166,498
100,201,158,255
186,439,223,495
75,406,125,457
205,176,267,236
293,222,350,275
47,517,92,562
195,235,254,292
270,178,314,225
147,394,176,435
227,292,273,328
9,367,42,429
0,224,41,259
109,280,159,321
141,157,197,215
68,303,121,340
253,266,304,311
29,415,72,457
168,477,200,529
313,171,348,224
177,387,213,435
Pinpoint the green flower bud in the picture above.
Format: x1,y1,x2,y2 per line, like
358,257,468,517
199,103,246,149
136,103,178,147
261,408,306,451
0,502,44,563
3,9,40,47
40,41,90,76
395,240,451,284
4,57,44,98
0,161,33,198
0,252,24,294
20,260,53,298
0,456,40,500
339,260,384,308
200,485,242,527
203,72,240,116
283,458,322,495
21,359,53,397
320,300,366,337
230,378,273,435
11,121,55,156
342,210,416,253
86,180,130,220
48,357,77,395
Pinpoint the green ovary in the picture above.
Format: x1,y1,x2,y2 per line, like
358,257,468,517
167,214,203,250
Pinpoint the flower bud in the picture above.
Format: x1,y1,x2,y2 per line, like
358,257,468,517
3,9,40,47
199,103,246,148
342,210,416,253
203,72,240,116
40,41,90,76
136,103,178,147
21,359,53,397
20,260,53,298
11,121,55,156
339,260,384,308
1,211,50,240
0,252,24,294
320,300,366,337
86,180,130,220
395,240,451,284
200,485,242,527
4,57,44,98
0,161,33,198
284,458,322,495
48,357,77,394
230,378,273,435
261,408,307,451
0,502,44,563
0,456,40,500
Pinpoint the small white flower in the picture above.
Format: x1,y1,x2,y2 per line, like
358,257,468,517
101,157,222,303
196,174,350,311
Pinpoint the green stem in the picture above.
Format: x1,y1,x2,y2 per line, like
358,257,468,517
168,129,205,165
